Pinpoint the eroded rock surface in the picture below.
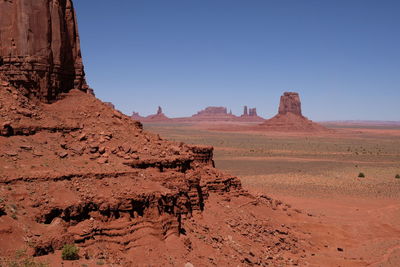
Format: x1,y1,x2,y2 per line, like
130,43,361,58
278,92,302,116
0,0,88,102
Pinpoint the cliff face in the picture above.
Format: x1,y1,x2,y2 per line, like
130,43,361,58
0,0,87,102
194,106,228,116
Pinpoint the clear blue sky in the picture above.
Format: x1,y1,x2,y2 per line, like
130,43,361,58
74,0,400,121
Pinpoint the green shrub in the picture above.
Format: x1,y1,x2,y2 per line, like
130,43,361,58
358,172,365,178
396,174,400,179
61,244,79,261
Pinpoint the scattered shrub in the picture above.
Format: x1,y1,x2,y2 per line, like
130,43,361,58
396,174,400,179
61,244,79,260
358,172,365,178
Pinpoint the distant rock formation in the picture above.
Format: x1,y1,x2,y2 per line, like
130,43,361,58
131,105,266,123
243,106,248,116
259,92,328,132
0,0,89,102
240,106,264,122
241,106,259,117
134,106,170,122
131,111,144,120
194,106,229,117
279,92,302,116
186,106,238,122
249,108,258,117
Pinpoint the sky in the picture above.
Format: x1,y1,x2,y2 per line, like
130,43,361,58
74,0,400,121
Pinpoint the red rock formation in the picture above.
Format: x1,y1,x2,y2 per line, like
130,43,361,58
138,106,170,122
243,106,248,116
249,108,257,116
194,106,228,116
239,106,264,122
131,111,144,121
241,106,259,117
259,92,328,132
279,92,302,116
0,0,88,102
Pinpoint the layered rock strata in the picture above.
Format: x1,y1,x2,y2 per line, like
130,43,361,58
0,0,88,102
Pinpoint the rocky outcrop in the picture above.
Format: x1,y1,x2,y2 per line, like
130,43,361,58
0,0,88,102
259,92,328,132
278,92,302,116
104,102,115,109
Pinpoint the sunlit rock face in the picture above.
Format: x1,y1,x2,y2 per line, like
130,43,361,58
278,92,302,116
0,0,88,102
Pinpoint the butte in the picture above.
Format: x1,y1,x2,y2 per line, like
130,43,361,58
258,92,329,132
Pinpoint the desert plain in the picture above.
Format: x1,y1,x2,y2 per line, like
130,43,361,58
145,122,400,266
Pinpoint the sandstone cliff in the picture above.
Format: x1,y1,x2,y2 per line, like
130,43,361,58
0,0,88,102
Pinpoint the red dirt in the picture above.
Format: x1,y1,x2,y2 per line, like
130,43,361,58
0,80,316,266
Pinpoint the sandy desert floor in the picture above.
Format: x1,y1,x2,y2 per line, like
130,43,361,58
145,122,400,266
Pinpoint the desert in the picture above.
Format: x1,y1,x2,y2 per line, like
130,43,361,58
1,0,399,267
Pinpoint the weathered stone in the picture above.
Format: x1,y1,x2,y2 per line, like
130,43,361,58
0,0,89,102
278,92,302,116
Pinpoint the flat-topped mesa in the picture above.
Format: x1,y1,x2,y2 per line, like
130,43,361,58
278,92,302,116
0,0,88,102
194,106,228,117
